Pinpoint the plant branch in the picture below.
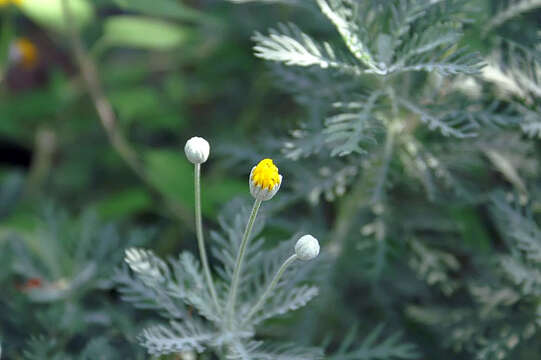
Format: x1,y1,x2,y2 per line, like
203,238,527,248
327,175,366,259
485,0,541,35
60,0,192,228
245,253,298,322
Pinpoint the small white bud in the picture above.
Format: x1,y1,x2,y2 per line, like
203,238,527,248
184,136,210,164
295,234,320,261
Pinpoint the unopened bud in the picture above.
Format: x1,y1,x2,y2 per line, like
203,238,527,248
184,136,210,164
295,234,320,261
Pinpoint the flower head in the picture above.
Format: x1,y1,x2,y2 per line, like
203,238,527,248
249,158,282,201
9,38,38,69
295,234,320,261
0,0,23,7
184,136,210,164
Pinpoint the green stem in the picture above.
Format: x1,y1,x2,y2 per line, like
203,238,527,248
226,198,262,323
245,254,298,322
371,124,396,205
327,177,366,258
194,163,220,311
0,7,14,84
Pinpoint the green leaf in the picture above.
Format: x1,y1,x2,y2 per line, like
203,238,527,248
112,0,213,23
145,150,193,209
102,16,190,50
0,89,62,139
110,87,163,121
449,207,491,252
94,187,152,220
144,150,244,216
204,179,246,216
19,0,94,32
0,10,15,73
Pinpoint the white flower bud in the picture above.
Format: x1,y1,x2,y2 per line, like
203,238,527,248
295,234,320,261
184,136,210,164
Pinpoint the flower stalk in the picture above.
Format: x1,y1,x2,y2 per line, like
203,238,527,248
245,253,298,321
194,163,220,312
226,197,262,322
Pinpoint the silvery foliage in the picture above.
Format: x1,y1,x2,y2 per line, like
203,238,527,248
116,197,420,358
407,193,541,360
327,324,419,360
252,0,494,157
0,195,147,359
225,1,541,359
492,40,541,137
115,199,323,359
486,0,541,33
236,0,534,209
223,0,540,240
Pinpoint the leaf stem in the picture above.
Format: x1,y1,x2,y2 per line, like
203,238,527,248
245,253,298,322
226,198,262,323
194,163,220,312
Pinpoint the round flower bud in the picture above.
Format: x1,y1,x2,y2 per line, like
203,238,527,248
249,158,282,201
184,136,210,164
295,234,320,261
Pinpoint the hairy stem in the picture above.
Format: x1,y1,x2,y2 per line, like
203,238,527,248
245,254,298,321
226,198,262,323
194,163,220,311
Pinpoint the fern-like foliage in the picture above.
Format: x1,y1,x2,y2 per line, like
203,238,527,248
488,40,541,138
324,92,384,156
9,207,146,302
327,325,419,360
23,336,62,360
406,192,541,360
253,23,359,74
228,340,324,360
117,198,322,358
251,0,498,166
138,319,216,355
486,0,541,33
254,0,483,77
491,193,541,294
0,206,147,359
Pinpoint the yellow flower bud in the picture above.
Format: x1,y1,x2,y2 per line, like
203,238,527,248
249,158,282,201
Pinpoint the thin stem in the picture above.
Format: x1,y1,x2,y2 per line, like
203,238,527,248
0,7,15,85
245,254,298,322
226,198,262,323
60,0,193,229
484,0,541,36
194,163,220,311
25,128,56,197
60,0,141,177
371,123,396,205
327,176,366,258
